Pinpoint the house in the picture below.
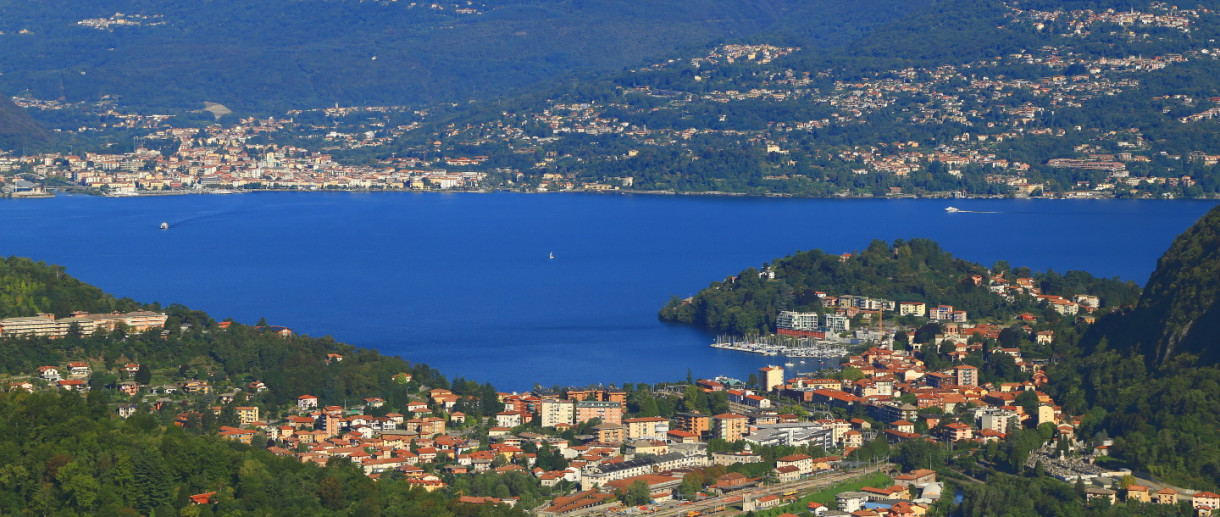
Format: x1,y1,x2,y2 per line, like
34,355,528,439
1154,487,1178,505
843,430,863,449
123,363,141,374
1084,487,1116,505
894,469,937,487
890,420,915,434
38,366,60,380
57,379,88,391
836,491,872,512
775,454,813,476
118,404,138,418
1194,491,1220,512
118,381,140,396
496,411,523,428
750,494,782,510
218,426,256,444
1091,480,1136,503
666,429,699,444
188,492,217,505
298,394,319,411
66,361,92,376
774,465,801,482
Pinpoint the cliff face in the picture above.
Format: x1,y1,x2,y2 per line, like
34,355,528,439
0,96,52,153
1096,205,1220,367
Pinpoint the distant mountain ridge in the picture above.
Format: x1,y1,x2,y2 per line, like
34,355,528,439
0,0,925,112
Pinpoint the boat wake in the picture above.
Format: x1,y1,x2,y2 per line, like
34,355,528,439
945,206,999,214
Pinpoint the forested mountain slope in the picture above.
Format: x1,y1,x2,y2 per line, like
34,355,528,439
1126,206,1220,366
0,97,51,152
1045,204,1220,488
0,0,924,111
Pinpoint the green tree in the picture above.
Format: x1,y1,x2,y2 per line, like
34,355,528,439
318,475,346,510
840,367,865,381
620,480,651,506
135,364,152,385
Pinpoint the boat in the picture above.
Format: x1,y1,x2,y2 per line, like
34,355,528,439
945,206,960,213
549,251,554,260
160,222,169,230
784,361,795,367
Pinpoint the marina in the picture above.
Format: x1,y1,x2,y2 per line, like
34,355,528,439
711,334,852,359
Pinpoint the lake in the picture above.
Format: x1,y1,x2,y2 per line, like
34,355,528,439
0,192,1215,390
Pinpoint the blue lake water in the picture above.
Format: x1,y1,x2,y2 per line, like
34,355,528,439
0,192,1215,390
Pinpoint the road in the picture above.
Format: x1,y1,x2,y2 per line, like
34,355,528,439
645,464,895,517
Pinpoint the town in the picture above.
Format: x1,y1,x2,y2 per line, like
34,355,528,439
4,3,1220,200
5,287,1216,516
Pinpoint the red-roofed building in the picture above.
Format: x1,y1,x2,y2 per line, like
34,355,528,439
539,490,618,515
666,429,699,444
775,465,801,482
1193,492,1220,512
188,492,217,505
298,394,319,411
604,474,681,502
776,454,813,476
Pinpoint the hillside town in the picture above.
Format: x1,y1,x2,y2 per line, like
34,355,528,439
4,3,1220,200
4,294,1214,516
0,119,487,195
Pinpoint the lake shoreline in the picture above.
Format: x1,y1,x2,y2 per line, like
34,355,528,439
12,184,1218,201
1,194,1214,389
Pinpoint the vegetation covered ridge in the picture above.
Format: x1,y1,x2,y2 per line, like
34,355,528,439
0,255,516,516
10,0,1220,198
659,237,1140,336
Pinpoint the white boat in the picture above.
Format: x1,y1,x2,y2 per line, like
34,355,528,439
945,206,960,213
160,222,169,230
549,251,554,260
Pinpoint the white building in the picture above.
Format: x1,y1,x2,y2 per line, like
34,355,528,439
823,314,851,332
776,311,820,330
539,399,575,428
